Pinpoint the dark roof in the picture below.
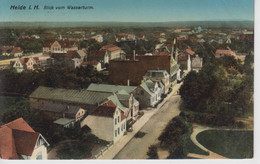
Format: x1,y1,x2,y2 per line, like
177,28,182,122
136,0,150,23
154,51,170,56
87,83,136,94
30,86,112,106
100,44,121,52
90,100,117,117
121,111,126,120
178,55,188,61
109,55,173,85
88,50,106,59
82,61,100,66
40,103,82,115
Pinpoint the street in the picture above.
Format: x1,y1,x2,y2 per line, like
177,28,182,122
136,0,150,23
114,94,181,159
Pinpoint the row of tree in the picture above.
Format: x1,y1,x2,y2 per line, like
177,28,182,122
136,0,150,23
179,53,254,126
0,65,108,96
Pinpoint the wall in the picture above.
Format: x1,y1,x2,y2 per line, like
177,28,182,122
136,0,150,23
113,108,126,143
81,115,113,142
30,144,48,160
133,87,153,108
109,55,171,86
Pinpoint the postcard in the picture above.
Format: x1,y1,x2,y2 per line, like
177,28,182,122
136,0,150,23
0,0,255,162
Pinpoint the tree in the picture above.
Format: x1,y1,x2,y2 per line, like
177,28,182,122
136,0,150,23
158,116,190,148
147,145,159,159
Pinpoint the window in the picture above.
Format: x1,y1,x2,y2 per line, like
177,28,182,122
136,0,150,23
121,125,123,131
118,116,120,122
140,90,144,95
118,128,120,135
115,118,117,125
115,130,117,137
152,72,156,77
36,152,42,160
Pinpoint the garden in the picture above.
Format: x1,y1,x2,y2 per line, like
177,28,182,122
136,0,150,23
197,130,253,158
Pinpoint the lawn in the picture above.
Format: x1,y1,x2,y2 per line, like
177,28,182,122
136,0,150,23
183,136,209,156
197,130,253,159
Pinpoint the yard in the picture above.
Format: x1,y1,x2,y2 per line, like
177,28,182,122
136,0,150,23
196,130,253,159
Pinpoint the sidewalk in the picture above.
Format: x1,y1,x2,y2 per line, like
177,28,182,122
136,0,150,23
98,82,182,159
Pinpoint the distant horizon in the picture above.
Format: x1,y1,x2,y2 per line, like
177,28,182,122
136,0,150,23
0,19,254,23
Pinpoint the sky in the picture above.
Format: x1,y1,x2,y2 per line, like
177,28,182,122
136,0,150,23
0,0,254,22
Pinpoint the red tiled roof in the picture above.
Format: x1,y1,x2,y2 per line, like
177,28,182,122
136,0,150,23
139,34,145,37
215,50,237,56
43,40,76,48
90,100,117,117
0,46,14,51
13,130,40,156
116,33,129,37
11,47,23,54
185,49,195,55
33,57,39,62
100,44,121,52
239,34,254,42
19,57,37,66
178,55,188,61
3,118,35,132
0,118,41,159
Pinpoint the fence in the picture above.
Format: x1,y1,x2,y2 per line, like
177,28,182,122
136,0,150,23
92,141,114,159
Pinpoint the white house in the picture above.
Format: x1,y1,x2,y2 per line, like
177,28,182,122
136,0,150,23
12,60,24,73
191,55,203,72
0,118,49,160
91,34,103,43
43,40,78,54
82,61,102,71
81,100,127,143
11,47,23,57
143,70,170,94
133,79,161,108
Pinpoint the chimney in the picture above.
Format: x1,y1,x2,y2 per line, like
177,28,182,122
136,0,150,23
127,79,130,86
133,50,136,61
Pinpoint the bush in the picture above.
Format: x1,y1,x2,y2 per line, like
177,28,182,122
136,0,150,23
158,116,191,148
147,145,158,159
